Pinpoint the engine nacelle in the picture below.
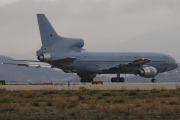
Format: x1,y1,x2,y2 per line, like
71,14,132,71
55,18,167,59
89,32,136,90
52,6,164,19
37,53,51,62
138,67,157,78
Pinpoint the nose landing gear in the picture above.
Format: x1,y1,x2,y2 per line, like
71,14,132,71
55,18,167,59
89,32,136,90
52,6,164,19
151,78,156,83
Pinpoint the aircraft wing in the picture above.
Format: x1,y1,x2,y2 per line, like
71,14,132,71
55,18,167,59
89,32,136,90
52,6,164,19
129,58,150,65
98,58,150,71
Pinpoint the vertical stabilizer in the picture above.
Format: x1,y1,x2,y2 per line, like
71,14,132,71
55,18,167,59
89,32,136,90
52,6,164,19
37,14,60,46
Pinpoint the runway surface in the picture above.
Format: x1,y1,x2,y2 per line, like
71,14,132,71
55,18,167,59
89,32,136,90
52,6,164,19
1,83,180,90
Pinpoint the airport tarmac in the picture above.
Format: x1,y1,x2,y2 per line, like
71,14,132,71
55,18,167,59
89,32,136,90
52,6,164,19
1,83,180,90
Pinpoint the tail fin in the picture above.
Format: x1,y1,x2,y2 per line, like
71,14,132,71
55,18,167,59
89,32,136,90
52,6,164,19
37,14,60,46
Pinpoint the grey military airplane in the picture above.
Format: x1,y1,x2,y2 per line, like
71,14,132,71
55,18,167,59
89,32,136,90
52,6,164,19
2,14,178,83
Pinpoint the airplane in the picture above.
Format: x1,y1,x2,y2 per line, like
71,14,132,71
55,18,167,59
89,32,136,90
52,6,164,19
2,14,178,83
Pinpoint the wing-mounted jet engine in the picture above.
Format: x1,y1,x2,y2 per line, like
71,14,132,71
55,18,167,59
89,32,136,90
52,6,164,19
138,66,158,82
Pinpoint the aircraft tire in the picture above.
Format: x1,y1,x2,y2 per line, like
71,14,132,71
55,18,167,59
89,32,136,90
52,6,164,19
116,78,120,82
120,77,125,83
88,78,93,82
80,78,93,82
151,79,156,83
80,78,85,82
111,77,116,82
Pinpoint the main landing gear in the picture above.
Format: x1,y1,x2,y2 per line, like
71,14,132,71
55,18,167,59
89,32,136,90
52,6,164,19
77,73,96,83
111,73,125,83
80,78,93,82
111,77,125,83
151,78,156,83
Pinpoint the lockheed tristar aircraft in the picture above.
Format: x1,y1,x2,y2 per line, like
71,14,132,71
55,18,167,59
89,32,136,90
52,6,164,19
2,14,178,83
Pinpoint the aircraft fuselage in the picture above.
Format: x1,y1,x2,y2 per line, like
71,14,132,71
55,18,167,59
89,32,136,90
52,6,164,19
52,51,178,75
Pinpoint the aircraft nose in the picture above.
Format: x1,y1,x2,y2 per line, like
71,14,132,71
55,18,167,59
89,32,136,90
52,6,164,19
173,59,178,69
175,62,178,69
170,56,178,69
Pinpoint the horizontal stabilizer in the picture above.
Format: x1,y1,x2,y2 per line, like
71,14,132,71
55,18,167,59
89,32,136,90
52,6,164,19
12,60,41,62
2,63,50,68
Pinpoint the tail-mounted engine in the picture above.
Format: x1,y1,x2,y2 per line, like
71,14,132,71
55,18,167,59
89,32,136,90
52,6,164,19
37,53,51,62
138,67,158,78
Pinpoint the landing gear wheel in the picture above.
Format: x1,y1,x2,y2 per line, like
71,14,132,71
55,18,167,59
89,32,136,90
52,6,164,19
80,78,93,82
80,78,85,82
120,77,125,83
116,77,121,82
151,79,156,83
111,77,116,82
88,78,93,82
